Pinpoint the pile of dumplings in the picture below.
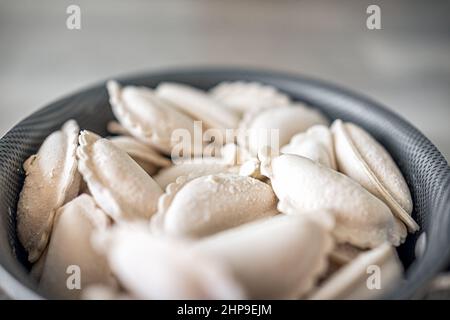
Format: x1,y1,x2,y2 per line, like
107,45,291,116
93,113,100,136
16,80,419,299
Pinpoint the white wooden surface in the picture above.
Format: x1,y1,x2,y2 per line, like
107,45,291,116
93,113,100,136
0,0,449,298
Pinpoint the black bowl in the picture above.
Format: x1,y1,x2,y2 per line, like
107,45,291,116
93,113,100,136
1,68,449,299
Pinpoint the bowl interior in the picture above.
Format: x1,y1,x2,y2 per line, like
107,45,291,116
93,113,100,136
1,68,449,299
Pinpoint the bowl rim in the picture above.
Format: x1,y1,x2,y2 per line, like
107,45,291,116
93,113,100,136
1,66,449,300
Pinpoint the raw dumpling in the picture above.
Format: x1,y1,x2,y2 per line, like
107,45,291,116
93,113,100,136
332,120,418,232
210,81,290,115
310,243,403,299
152,173,278,238
107,81,201,156
93,223,245,299
17,120,81,263
39,195,113,299
77,131,163,221
156,82,240,129
238,105,329,155
154,157,237,189
281,125,337,169
108,136,171,175
193,213,334,299
261,153,407,249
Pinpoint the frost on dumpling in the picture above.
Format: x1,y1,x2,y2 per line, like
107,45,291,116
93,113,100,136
152,173,278,238
17,120,81,263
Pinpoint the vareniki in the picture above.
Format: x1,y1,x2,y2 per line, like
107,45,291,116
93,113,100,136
16,80,416,299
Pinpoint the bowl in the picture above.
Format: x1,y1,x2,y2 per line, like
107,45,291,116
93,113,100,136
1,68,449,299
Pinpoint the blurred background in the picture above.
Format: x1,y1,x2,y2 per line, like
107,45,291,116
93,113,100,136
0,0,449,159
